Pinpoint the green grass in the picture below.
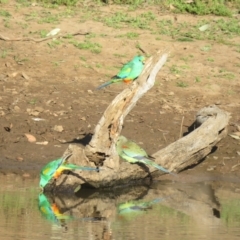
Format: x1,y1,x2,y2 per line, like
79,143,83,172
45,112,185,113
79,56,87,61
13,55,28,63
195,77,201,83
177,81,188,87
113,53,127,58
38,14,59,24
29,99,38,104
39,29,48,38
170,64,182,74
70,39,102,53
37,0,78,6
0,50,8,58
24,12,39,21
0,9,11,17
126,32,140,39
16,0,32,6
166,0,232,16
156,18,240,43
47,39,63,48
207,57,214,62
102,11,154,29
221,199,240,226
52,60,65,66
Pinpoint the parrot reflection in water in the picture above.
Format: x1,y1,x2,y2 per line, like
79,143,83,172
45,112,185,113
97,55,145,90
38,193,72,226
39,153,99,189
117,198,164,220
116,136,175,175
118,198,164,214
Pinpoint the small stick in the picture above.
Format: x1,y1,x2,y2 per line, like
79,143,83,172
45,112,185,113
0,30,89,43
163,133,167,143
179,116,184,139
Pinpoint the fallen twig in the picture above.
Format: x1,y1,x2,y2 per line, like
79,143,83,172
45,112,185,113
0,30,89,43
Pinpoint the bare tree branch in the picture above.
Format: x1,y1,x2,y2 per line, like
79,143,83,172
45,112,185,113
44,51,230,192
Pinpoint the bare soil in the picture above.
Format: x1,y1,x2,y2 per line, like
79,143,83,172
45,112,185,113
0,2,240,182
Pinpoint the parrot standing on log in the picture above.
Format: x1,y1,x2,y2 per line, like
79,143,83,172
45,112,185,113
116,135,175,175
97,55,145,90
39,153,98,189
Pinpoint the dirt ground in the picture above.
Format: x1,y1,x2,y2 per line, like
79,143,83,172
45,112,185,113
0,1,240,181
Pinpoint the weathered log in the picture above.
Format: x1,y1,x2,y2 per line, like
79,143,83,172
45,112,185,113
45,51,230,192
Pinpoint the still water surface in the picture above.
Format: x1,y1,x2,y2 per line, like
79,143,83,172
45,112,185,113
0,175,240,240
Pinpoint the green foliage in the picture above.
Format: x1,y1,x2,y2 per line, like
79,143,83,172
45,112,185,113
0,9,11,17
0,50,8,58
40,29,48,38
37,0,78,6
166,0,232,16
103,11,154,29
195,77,201,82
126,32,140,39
47,39,62,48
221,199,240,226
177,81,188,87
170,64,182,74
70,39,102,53
215,18,240,35
38,14,59,24
16,0,32,6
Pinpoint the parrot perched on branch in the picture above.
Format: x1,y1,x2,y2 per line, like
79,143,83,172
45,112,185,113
116,135,175,175
39,153,98,189
97,55,145,90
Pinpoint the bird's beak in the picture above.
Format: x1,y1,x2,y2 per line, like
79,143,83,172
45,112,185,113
39,187,44,193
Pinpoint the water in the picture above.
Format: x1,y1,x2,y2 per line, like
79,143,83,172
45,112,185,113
1,174,240,240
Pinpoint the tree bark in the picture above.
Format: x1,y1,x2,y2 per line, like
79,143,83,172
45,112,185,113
45,51,230,192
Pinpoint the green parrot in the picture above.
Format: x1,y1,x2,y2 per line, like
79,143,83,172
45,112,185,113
117,198,164,216
116,135,175,175
97,55,145,90
38,193,72,224
39,153,99,189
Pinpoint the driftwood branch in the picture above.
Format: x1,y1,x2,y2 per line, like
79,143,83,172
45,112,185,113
152,105,230,174
85,51,168,169
45,51,230,192
0,30,89,42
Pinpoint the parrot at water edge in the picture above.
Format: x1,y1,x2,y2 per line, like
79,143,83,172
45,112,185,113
115,136,175,175
38,193,72,224
39,153,99,189
97,55,145,90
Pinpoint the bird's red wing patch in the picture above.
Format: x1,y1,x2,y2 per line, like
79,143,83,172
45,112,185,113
123,79,131,84
51,203,60,214
122,145,129,149
53,170,62,179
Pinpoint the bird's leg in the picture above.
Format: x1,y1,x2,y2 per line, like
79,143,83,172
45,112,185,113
137,162,153,182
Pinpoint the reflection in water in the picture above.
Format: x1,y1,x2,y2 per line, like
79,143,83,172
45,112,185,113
117,198,164,219
38,193,73,229
1,175,240,240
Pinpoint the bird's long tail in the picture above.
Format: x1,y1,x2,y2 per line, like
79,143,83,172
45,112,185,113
63,164,98,171
140,158,175,175
96,78,122,90
96,80,113,90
